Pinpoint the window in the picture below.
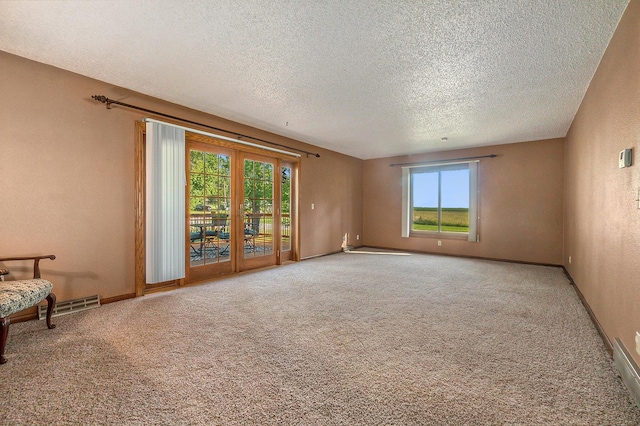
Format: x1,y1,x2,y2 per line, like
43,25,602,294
402,162,478,242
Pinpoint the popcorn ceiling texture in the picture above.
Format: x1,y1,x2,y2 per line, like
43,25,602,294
0,1,629,159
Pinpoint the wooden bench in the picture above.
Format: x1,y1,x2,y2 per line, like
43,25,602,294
0,255,57,364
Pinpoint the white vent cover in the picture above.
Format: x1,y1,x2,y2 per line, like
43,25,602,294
38,294,100,320
613,338,640,409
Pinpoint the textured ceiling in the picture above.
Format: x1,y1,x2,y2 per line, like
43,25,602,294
0,1,629,159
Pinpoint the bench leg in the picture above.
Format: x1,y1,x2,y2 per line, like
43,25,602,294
46,293,56,330
0,316,9,364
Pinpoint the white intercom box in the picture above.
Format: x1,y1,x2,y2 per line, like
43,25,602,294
619,148,632,168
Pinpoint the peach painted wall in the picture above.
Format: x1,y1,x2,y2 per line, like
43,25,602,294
363,139,564,265
564,0,640,365
299,150,363,256
0,51,363,303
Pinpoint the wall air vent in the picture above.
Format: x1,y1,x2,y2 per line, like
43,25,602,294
613,338,640,409
38,294,100,320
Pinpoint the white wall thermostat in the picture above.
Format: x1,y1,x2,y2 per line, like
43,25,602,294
619,148,632,168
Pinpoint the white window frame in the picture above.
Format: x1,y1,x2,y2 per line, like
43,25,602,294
402,161,478,242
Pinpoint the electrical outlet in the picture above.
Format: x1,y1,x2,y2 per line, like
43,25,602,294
569,256,572,264
437,240,442,247
311,203,314,210
356,235,360,240
636,332,640,356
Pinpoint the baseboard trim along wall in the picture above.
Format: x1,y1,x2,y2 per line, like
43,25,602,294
301,249,345,261
561,267,613,354
562,268,640,408
364,245,562,268
99,293,136,304
614,338,640,409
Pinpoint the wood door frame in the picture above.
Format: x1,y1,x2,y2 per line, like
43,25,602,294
135,121,184,296
135,121,300,295
135,121,145,296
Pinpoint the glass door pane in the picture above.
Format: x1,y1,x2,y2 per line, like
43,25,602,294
281,166,292,252
243,159,274,259
189,150,232,268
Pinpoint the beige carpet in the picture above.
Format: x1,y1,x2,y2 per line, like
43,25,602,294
2,251,639,425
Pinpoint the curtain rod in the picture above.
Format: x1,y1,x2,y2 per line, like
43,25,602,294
389,154,497,167
91,95,321,158
143,118,300,158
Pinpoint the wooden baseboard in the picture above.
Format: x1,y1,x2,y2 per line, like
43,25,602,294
301,249,344,260
10,309,37,324
362,245,562,268
562,267,613,355
101,293,136,304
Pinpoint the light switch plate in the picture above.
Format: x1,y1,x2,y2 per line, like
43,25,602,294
636,332,640,356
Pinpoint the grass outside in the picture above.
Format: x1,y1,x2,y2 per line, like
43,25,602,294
413,207,469,233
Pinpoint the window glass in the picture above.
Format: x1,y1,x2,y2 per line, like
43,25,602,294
410,165,471,234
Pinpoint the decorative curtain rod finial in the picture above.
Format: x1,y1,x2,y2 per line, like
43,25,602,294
92,95,112,109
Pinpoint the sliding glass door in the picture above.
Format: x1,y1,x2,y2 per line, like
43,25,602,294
187,142,233,281
185,137,298,281
238,154,277,271
136,124,300,293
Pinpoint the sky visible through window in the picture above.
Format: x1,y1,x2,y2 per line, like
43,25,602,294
412,169,469,208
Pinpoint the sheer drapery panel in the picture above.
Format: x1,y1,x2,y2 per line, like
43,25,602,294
146,121,186,283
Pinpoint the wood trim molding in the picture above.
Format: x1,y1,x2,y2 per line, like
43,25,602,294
134,121,146,297
292,160,301,262
562,267,613,355
9,308,37,324
101,293,136,304
300,249,344,260
362,245,562,268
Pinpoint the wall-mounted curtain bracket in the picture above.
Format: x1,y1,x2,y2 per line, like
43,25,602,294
389,154,497,167
91,95,320,158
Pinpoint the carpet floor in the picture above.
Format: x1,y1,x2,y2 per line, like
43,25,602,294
1,250,639,425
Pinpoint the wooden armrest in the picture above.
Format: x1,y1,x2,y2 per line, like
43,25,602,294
0,255,56,279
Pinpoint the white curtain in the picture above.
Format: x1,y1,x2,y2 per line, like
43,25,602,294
467,161,478,242
401,167,411,238
145,120,185,283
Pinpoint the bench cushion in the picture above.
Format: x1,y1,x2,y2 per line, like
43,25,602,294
0,279,53,318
